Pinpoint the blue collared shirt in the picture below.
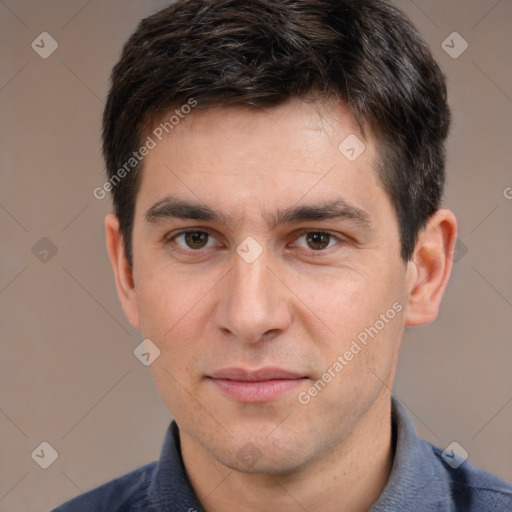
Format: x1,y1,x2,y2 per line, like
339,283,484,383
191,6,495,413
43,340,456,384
52,397,512,511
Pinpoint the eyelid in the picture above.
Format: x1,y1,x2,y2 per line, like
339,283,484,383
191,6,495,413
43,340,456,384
165,228,223,248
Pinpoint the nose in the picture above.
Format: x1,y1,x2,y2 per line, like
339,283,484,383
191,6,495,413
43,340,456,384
214,246,293,344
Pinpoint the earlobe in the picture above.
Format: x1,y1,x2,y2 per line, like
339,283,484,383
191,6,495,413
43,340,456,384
404,209,458,327
104,213,141,331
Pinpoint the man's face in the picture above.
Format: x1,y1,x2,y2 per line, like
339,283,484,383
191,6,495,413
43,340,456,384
128,99,411,473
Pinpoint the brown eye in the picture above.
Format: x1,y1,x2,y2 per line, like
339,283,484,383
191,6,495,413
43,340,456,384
184,231,209,249
305,232,333,250
171,230,215,250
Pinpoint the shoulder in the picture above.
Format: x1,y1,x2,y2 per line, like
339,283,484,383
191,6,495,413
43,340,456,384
51,461,157,512
428,442,512,511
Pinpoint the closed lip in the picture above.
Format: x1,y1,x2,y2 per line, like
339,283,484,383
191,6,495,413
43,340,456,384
208,367,306,381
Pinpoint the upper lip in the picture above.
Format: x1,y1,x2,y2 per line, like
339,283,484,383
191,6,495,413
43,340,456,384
209,367,305,381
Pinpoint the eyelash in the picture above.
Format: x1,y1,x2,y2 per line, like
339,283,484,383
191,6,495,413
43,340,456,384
164,229,345,256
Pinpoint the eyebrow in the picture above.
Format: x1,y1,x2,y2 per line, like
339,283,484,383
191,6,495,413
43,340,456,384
144,195,371,229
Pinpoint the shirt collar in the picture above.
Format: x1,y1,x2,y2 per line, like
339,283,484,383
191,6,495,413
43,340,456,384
148,396,451,511
147,419,205,511
369,396,450,511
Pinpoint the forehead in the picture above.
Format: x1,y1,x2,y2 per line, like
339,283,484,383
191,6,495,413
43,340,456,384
135,99,389,228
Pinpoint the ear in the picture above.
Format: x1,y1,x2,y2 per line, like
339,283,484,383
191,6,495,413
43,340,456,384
105,213,140,331
404,209,458,326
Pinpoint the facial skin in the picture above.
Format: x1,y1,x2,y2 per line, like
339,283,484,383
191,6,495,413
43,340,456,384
106,98,457,512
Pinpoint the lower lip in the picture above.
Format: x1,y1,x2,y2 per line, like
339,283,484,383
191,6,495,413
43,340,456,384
209,378,306,402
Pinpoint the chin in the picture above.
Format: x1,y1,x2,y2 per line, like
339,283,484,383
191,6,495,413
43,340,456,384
211,433,314,476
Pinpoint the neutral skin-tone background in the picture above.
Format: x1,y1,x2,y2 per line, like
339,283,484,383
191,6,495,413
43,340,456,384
1,1,511,511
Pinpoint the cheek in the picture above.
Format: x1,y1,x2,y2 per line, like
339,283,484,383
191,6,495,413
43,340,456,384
298,277,405,426
135,261,213,337
305,266,401,340
136,267,213,415
301,260,406,385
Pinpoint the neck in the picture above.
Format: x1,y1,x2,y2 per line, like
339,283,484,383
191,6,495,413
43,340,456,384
180,393,394,512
